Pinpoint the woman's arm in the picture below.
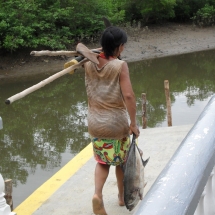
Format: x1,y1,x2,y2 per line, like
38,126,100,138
119,62,140,137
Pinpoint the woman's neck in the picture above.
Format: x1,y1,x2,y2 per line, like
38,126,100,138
99,52,117,60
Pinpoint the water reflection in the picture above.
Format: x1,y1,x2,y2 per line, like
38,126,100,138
0,49,215,206
129,51,215,127
0,72,89,206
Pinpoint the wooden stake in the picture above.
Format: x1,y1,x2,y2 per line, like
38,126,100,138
4,179,13,211
164,80,172,126
142,93,147,129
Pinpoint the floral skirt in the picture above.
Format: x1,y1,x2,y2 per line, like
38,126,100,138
91,136,130,166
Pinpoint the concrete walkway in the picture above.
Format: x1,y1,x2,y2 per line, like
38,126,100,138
14,124,193,215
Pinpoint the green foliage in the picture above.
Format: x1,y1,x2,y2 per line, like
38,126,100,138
173,0,194,21
173,0,210,21
0,0,108,52
0,0,74,51
123,0,177,24
102,0,126,25
123,1,143,23
192,4,215,26
1,0,215,52
143,0,176,21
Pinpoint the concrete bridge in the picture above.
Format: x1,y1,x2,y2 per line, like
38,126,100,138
1,95,215,215
12,124,193,215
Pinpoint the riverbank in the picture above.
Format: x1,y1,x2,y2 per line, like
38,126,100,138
1,22,215,83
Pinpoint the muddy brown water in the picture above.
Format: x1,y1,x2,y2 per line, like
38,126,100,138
0,49,215,207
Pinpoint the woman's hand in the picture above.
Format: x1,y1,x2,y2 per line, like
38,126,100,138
129,123,140,138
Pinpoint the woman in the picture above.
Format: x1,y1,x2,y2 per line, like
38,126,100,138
84,26,140,215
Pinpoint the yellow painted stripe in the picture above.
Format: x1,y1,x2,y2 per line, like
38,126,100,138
14,143,93,215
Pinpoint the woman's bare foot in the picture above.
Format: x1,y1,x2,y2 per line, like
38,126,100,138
118,194,125,206
92,194,107,215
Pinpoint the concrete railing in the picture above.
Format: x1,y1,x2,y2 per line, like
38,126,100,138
134,95,215,215
0,117,16,215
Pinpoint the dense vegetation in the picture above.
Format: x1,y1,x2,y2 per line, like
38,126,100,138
1,0,215,52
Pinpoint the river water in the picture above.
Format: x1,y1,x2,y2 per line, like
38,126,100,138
0,50,215,207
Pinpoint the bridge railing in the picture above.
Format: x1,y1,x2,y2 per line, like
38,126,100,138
134,95,215,215
194,166,215,215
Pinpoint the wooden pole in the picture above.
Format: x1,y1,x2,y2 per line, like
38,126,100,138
5,58,88,104
30,50,80,57
4,179,13,211
164,80,172,126
5,43,102,105
30,47,101,57
142,93,147,129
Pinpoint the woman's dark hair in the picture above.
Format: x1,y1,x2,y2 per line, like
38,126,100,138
100,26,127,58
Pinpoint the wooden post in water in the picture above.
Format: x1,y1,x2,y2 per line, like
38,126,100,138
142,93,147,129
0,174,16,215
4,179,13,211
164,80,172,126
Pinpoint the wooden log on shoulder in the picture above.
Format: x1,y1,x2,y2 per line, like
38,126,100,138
5,58,88,104
30,50,81,57
30,47,102,57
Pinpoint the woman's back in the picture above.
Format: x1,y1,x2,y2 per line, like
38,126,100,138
85,59,129,139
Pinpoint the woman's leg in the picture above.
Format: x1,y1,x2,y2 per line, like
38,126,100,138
92,163,110,215
115,165,125,206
